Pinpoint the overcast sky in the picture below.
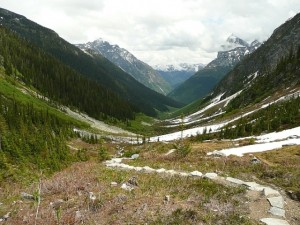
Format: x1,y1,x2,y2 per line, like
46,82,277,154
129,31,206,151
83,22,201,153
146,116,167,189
1,0,300,66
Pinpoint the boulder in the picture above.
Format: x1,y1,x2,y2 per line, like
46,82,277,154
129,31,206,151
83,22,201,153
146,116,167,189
203,173,218,179
190,171,203,177
263,187,280,197
268,196,284,209
131,154,139,159
269,206,285,217
260,218,290,225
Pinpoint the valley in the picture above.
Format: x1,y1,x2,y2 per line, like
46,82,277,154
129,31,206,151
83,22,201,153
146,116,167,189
0,5,299,225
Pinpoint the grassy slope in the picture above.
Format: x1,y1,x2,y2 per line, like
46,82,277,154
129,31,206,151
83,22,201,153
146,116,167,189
0,138,258,225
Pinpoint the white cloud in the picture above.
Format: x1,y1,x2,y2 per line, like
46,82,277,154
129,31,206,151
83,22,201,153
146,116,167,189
1,0,300,66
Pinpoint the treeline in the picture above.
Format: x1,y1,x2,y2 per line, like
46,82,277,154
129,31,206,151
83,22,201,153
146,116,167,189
0,93,75,181
0,27,135,121
193,95,300,141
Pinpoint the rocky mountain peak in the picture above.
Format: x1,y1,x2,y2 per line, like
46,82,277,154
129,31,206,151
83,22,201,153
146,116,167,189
221,34,249,51
207,35,261,69
76,38,172,95
227,34,249,47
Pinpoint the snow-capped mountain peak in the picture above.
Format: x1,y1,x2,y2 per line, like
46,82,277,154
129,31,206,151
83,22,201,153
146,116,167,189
207,35,261,69
221,34,249,51
154,63,204,72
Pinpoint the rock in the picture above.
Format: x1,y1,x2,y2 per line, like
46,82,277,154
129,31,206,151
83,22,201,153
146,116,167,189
226,177,245,185
190,171,203,177
164,149,176,156
263,187,280,197
134,167,143,172
269,206,285,217
121,183,134,191
164,195,170,203
203,173,218,179
251,156,260,164
89,192,96,201
0,212,11,221
143,166,155,173
268,196,284,209
243,182,266,191
260,218,290,225
156,168,166,173
111,182,118,187
121,164,134,170
21,192,35,200
128,176,138,186
286,190,300,201
165,170,178,176
131,154,139,159
178,172,189,177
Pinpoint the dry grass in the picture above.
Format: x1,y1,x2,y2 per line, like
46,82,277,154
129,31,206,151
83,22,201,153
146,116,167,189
1,139,298,224
0,158,257,225
127,141,300,202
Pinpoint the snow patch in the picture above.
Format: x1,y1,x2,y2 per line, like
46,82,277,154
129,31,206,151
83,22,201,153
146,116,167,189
207,126,300,157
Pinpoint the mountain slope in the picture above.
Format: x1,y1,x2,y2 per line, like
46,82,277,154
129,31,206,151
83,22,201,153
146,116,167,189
0,26,135,121
212,13,300,109
168,35,261,104
164,13,300,138
154,63,204,89
0,66,79,181
77,39,171,95
0,8,182,116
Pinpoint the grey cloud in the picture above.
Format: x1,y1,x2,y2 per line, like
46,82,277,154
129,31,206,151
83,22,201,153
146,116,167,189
1,0,300,65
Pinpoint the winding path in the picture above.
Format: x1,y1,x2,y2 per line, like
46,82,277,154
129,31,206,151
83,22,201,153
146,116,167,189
105,157,291,225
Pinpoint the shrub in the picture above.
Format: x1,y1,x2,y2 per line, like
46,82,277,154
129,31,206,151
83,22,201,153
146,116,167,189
173,140,192,158
98,145,110,162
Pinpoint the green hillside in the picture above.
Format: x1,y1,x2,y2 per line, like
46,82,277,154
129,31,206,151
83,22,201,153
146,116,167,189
0,8,182,117
0,68,84,182
168,66,231,104
0,27,135,121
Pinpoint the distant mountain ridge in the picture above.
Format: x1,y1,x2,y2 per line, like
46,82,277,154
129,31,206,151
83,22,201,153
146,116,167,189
154,63,204,72
77,39,171,95
155,63,205,90
168,35,261,104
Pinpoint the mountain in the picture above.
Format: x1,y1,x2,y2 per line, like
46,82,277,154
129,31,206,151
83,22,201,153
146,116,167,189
169,13,300,135
211,14,300,110
0,8,182,117
154,63,205,89
0,25,135,121
168,35,261,104
77,39,171,95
